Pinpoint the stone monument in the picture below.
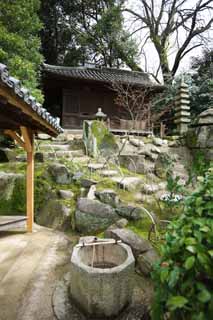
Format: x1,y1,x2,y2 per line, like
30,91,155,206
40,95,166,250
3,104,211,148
174,79,191,134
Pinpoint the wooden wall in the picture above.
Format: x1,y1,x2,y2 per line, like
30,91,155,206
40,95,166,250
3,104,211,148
43,77,118,129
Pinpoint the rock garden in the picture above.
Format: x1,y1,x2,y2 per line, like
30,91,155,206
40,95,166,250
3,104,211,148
0,109,212,319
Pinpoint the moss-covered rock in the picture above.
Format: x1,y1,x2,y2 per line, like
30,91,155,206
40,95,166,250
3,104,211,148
0,148,12,162
48,163,72,184
37,199,71,231
83,120,118,158
0,172,25,214
154,152,173,179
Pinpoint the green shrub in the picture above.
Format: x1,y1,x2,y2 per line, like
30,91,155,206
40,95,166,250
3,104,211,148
152,168,213,320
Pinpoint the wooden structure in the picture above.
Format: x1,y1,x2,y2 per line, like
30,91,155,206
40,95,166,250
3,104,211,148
174,80,191,134
43,64,163,130
0,64,63,232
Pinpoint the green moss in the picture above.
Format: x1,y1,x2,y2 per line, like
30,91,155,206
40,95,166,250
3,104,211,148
96,178,118,191
91,120,108,145
0,162,25,173
117,189,137,203
0,175,26,215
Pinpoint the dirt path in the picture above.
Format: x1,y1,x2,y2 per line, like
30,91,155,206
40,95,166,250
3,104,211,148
0,226,72,320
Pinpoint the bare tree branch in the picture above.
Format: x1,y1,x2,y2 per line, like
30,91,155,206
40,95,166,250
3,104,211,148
124,0,213,82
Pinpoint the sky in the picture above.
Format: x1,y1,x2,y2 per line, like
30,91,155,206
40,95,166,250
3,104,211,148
125,0,213,80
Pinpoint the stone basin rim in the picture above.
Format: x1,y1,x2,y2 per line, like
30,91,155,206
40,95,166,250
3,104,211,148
71,242,135,274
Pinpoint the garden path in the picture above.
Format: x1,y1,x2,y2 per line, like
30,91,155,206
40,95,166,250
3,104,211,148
0,225,71,320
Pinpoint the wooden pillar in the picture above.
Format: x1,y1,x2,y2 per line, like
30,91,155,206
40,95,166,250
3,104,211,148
26,145,34,232
21,127,34,232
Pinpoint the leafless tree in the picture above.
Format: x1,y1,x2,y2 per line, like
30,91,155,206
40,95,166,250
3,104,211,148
111,82,152,129
124,0,213,83
111,81,170,131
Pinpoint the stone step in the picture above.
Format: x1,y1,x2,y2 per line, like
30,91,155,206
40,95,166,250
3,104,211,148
100,169,118,177
87,163,106,171
35,149,85,161
38,144,71,151
72,156,90,163
111,176,143,191
55,150,84,158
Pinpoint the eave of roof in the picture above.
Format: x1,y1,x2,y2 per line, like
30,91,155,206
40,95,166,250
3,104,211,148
43,63,164,90
0,64,63,135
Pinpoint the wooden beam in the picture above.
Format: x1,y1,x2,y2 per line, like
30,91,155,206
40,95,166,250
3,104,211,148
4,129,27,151
21,127,32,152
26,130,34,232
0,85,58,137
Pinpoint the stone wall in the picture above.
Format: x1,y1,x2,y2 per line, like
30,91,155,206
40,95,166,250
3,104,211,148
186,108,213,161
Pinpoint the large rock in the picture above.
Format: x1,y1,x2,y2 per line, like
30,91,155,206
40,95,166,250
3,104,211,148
187,126,213,149
118,140,138,154
0,148,16,162
197,108,213,125
35,152,46,162
186,109,213,161
138,143,159,160
58,190,74,200
105,228,152,256
99,132,119,157
152,137,167,146
105,228,160,276
48,163,71,184
141,183,161,194
95,189,120,207
119,154,146,173
0,172,24,201
75,198,119,233
100,169,118,177
116,205,143,221
129,138,145,148
119,153,155,174
111,176,143,191
80,178,97,188
83,120,119,158
137,249,160,276
37,199,71,231
0,172,25,213
155,152,173,179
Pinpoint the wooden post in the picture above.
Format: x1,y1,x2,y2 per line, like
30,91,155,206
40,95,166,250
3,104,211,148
26,145,34,232
21,127,34,232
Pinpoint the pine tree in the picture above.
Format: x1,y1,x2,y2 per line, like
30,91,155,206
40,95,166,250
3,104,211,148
40,0,140,70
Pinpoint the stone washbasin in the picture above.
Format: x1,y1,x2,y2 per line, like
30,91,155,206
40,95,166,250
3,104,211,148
70,238,135,318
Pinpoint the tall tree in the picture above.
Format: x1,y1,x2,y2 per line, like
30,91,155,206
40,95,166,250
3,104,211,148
0,0,43,101
125,0,213,82
189,49,213,115
40,0,140,69
40,0,81,65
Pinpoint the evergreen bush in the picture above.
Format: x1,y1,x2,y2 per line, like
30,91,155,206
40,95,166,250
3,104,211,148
152,168,213,320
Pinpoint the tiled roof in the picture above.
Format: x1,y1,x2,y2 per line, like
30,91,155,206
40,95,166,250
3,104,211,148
0,64,63,134
43,64,162,88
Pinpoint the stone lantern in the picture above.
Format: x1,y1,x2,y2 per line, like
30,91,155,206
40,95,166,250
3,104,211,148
174,79,191,134
95,107,107,121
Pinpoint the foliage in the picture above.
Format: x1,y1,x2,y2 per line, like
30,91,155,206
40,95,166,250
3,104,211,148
0,0,43,101
40,0,139,69
163,174,184,206
189,49,213,116
152,168,213,320
0,134,13,148
188,150,211,185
